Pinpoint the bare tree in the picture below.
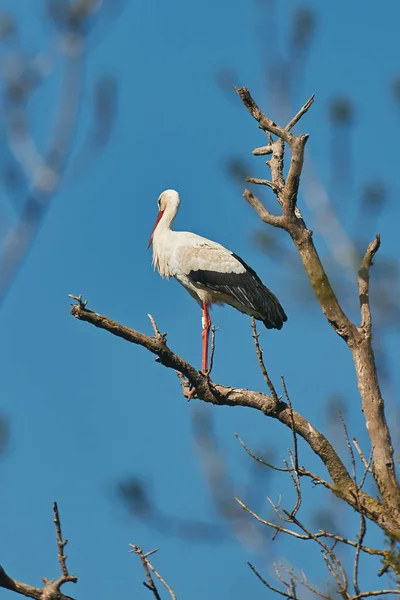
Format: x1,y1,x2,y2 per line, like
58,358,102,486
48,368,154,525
44,88,398,598
1,8,399,590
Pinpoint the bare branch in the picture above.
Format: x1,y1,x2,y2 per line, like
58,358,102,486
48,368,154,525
0,568,43,600
316,531,383,557
147,313,167,344
147,561,177,600
290,515,349,598
53,502,77,585
285,94,315,132
252,145,274,155
130,545,176,600
248,562,294,598
352,438,373,474
268,139,286,200
246,176,281,196
351,591,400,599
207,325,217,377
243,189,284,228
358,234,381,331
359,450,374,490
340,413,357,482
235,497,384,557
251,317,278,399
278,563,331,600
235,497,306,539
69,299,400,538
0,503,77,599
130,545,162,600
236,86,309,219
353,514,366,597
235,432,291,472
235,432,333,491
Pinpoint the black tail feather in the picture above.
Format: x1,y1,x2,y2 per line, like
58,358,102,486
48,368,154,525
261,285,287,330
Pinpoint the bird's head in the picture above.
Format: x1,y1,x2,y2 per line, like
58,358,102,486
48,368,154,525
147,189,180,249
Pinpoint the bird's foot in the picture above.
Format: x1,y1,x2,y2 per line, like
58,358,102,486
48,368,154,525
187,385,197,401
177,372,197,401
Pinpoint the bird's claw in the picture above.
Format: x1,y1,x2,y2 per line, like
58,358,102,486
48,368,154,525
187,385,197,401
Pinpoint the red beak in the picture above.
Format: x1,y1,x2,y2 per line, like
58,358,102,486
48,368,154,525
147,210,164,250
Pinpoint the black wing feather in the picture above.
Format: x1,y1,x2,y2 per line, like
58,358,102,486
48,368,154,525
187,252,287,330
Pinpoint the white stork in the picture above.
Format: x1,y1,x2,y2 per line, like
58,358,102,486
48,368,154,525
147,189,287,373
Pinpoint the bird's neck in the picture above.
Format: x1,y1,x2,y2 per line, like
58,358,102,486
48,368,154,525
154,206,177,237
151,211,177,278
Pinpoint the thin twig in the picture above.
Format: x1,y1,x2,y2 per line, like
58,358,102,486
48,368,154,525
285,94,315,131
352,438,373,473
288,514,349,598
235,496,306,538
147,314,167,344
147,562,177,600
339,413,357,482
143,548,159,559
281,377,301,518
248,563,293,598
251,317,278,399
130,545,176,600
130,545,162,600
353,514,366,597
235,432,333,492
207,326,217,376
351,591,400,599
338,415,369,598
281,378,298,474
359,449,374,490
278,563,331,600
53,502,70,579
235,432,291,472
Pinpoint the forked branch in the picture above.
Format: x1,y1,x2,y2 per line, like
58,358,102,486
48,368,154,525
235,86,400,520
130,545,176,600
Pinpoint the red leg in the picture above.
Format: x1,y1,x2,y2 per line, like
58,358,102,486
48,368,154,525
186,302,211,400
201,301,211,373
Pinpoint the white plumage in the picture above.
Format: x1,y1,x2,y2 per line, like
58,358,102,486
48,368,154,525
148,189,287,372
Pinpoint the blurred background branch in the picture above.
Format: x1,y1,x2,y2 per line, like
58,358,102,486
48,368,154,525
0,0,119,307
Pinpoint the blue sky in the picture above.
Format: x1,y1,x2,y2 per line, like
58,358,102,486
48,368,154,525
1,1,400,598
